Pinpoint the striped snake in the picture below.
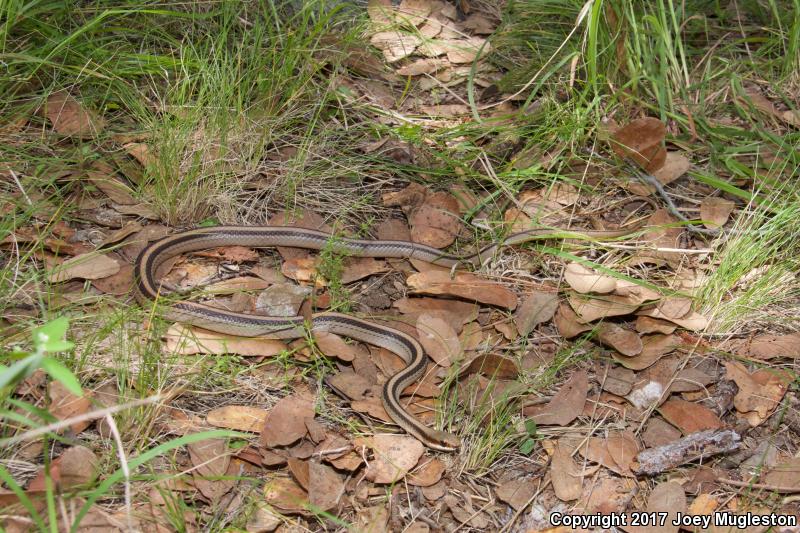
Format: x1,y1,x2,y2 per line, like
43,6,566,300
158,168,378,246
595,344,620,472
134,223,645,451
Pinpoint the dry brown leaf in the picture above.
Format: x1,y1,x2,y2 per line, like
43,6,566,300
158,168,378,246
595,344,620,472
463,353,519,379
163,323,288,357
396,0,432,26
605,431,640,476
746,333,800,359
355,505,390,533
515,291,559,336
45,91,104,137
657,297,692,319
48,253,120,283
407,270,517,309
408,191,463,248
313,331,365,362
419,103,470,117
603,366,636,396
394,296,477,333
658,398,723,434
87,170,138,205
340,257,389,284
638,306,708,331
328,371,371,400
260,394,315,448
308,460,344,512
444,37,491,63
370,31,421,62
281,257,323,286
49,380,91,434
551,440,582,501
575,435,633,477
611,117,667,172
581,475,637,514
246,502,282,532
524,370,587,425
496,479,537,511
700,197,735,229
367,0,394,26
598,323,642,356
57,446,99,488
91,263,134,295
564,262,617,294
635,316,677,335
396,58,447,76
416,314,462,367
629,152,691,195
408,457,445,487
365,434,425,483
263,476,309,513
623,481,686,533
763,457,800,489
554,302,593,338
351,396,392,423
725,361,791,426
255,283,311,316
568,293,639,322
463,13,495,34
207,406,268,433
188,438,233,502
642,418,682,448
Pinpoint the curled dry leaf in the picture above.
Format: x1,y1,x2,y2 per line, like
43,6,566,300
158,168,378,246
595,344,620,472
611,117,667,172
207,406,268,433
246,502,282,532
57,446,99,488
658,398,723,434
568,293,639,322
700,197,735,229
724,361,791,426
87,170,138,205
629,152,691,195
407,270,517,309
638,306,708,331
657,297,693,319
408,191,464,248
598,323,642,356
554,303,593,338
340,257,389,283
514,291,559,336
635,316,676,335
575,432,637,477
163,323,288,357
48,253,120,283
416,314,462,367
260,394,315,448
365,434,425,484
45,90,105,137
763,457,800,490
524,370,587,426
564,262,617,294
281,257,323,286
91,263,134,295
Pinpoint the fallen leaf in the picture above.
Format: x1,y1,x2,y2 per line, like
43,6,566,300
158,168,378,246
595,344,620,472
463,353,519,379
700,197,735,229
629,152,691,195
564,262,617,294
314,331,366,362
598,323,642,356
746,333,800,359
581,475,637,513
568,293,639,322
524,370,587,425
367,0,394,26
725,361,791,426
263,476,308,513
551,440,582,501
408,457,445,487
463,13,495,34
308,460,344,512
635,316,677,335
355,505,390,533
91,263,134,295
396,0,431,26
207,406,268,433
603,366,636,396
445,37,491,63
642,418,682,448
611,117,667,172
407,270,517,309
188,438,233,502
496,479,537,511
416,314,462,367
328,371,371,400
246,502,282,532
394,296,477,333
515,291,559,336
396,58,447,76
87,169,138,205
45,90,104,137
260,394,315,448
575,435,634,478
48,253,120,283
163,324,288,357
370,31,421,62
623,481,686,533
49,380,91,434
57,446,99,488
554,303,593,338
255,283,311,316
281,257,323,286
605,431,640,476
658,398,723,434
340,257,389,283
638,306,708,331
763,457,800,489
612,333,678,370
365,434,425,483
408,191,464,248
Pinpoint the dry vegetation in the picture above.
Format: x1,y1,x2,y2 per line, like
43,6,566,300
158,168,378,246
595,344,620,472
1,0,799,532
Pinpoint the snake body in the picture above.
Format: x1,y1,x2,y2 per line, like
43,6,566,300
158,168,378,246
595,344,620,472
134,224,643,452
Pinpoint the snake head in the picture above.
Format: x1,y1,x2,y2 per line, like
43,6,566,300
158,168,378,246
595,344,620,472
428,430,461,452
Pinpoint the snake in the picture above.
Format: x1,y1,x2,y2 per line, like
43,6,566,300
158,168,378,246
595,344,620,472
134,222,646,452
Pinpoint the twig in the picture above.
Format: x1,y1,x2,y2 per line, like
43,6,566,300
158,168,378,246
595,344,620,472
104,414,133,532
719,478,800,494
9,169,33,206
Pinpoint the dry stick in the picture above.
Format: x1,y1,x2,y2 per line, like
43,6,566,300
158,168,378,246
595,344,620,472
498,478,552,533
104,413,133,533
0,395,163,447
719,478,800,494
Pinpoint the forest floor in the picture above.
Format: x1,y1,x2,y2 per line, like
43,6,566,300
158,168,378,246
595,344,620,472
1,0,800,532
